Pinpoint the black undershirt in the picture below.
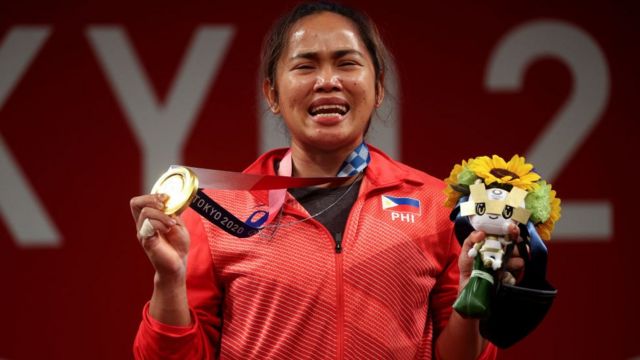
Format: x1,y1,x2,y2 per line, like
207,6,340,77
288,179,362,246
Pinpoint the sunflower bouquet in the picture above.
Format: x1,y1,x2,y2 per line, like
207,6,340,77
443,155,561,321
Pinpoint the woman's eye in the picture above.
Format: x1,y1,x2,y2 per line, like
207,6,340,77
294,64,314,70
475,203,486,216
339,61,358,67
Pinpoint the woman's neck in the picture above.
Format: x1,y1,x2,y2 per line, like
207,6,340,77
289,140,362,178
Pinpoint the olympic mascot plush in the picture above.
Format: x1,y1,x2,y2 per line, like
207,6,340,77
443,155,561,348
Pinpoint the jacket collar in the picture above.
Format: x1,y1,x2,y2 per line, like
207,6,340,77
243,144,424,204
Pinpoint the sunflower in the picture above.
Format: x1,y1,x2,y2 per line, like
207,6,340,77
469,155,540,191
443,187,459,209
443,159,476,208
443,154,561,241
535,189,561,241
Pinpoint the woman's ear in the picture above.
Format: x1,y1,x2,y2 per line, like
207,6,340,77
375,73,385,108
262,79,280,113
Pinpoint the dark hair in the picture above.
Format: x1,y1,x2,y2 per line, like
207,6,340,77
260,1,388,90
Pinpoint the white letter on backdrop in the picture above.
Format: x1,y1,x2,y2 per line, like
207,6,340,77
87,26,234,190
486,20,611,240
0,26,61,247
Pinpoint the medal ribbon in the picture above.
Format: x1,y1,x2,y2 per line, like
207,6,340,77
181,142,371,238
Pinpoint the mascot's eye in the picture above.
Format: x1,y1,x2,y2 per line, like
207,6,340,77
475,203,486,215
502,205,513,219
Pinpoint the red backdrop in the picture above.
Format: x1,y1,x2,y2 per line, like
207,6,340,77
1,1,638,359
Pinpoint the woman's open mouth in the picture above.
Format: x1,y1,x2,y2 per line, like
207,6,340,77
309,104,349,117
308,99,350,124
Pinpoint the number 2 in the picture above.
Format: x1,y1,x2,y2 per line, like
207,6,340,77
485,20,612,241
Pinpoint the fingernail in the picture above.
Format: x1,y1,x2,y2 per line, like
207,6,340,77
169,219,177,226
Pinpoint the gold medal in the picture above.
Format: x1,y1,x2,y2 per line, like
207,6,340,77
150,166,199,215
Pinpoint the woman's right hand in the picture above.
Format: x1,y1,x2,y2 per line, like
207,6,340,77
130,194,191,281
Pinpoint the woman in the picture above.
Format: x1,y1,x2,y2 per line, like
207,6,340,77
131,2,520,359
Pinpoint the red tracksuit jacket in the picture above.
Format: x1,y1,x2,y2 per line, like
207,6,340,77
134,146,497,359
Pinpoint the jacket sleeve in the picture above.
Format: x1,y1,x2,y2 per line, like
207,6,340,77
430,229,497,360
133,209,223,359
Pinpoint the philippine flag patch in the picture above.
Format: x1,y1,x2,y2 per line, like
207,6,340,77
381,195,421,214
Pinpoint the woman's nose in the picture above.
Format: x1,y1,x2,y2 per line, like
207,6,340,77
313,69,342,92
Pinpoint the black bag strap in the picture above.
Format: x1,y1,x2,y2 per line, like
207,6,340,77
518,221,549,289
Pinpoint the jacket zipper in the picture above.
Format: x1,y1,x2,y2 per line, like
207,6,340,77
335,250,345,360
283,199,346,359
264,171,408,359
286,183,405,360
334,193,366,360
313,222,345,360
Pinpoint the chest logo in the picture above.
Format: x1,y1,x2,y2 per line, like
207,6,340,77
381,195,421,223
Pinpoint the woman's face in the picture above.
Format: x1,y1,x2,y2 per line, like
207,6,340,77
266,12,382,152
